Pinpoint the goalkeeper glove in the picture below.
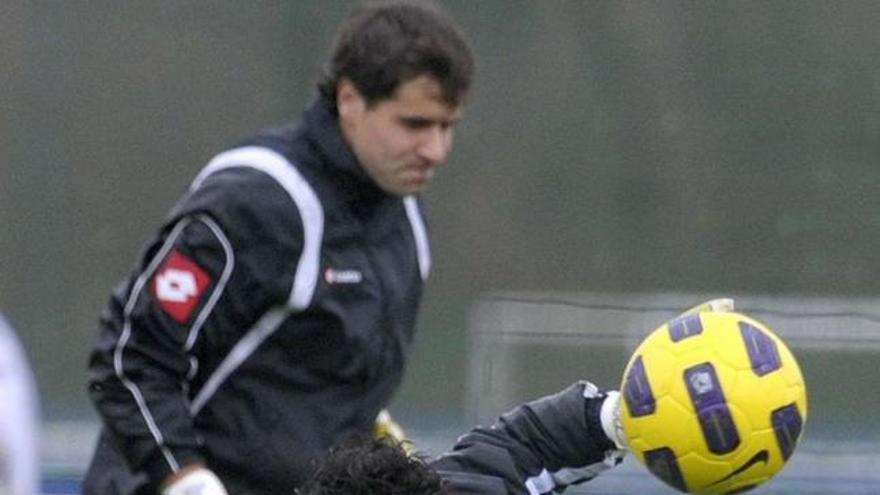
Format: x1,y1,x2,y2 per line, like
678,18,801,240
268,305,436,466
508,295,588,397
582,382,628,452
599,389,627,450
161,465,228,495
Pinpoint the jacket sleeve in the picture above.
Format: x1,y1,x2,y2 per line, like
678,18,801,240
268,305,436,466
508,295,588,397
430,382,624,495
86,167,303,487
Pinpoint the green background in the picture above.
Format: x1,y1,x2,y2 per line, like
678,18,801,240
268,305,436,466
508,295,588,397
3,1,880,422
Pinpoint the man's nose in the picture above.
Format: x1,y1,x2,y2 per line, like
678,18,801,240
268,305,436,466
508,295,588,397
418,128,451,163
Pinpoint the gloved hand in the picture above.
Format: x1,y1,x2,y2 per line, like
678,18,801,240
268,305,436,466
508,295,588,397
599,390,627,450
581,381,627,454
599,297,737,451
161,465,228,495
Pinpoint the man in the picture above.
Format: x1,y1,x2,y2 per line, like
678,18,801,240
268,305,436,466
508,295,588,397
83,2,474,494
298,382,627,495
0,313,40,495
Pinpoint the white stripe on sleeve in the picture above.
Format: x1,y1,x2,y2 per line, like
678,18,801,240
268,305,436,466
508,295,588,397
184,215,234,352
186,146,325,414
113,219,192,473
192,146,324,309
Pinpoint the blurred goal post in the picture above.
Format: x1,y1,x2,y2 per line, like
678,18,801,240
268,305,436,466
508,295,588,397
464,291,880,428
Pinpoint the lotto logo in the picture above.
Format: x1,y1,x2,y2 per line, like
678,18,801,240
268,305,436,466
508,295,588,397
155,269,198,302
150,249,211,323
324,267,363,285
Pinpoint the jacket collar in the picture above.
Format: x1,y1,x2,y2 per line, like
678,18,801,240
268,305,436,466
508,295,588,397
303,95,387,205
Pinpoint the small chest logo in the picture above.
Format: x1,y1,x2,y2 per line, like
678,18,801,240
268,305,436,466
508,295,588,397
150,249,211,323
324,268,363,285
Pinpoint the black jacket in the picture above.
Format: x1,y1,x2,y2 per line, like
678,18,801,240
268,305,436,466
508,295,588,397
85,96,431,494
432,382,623,494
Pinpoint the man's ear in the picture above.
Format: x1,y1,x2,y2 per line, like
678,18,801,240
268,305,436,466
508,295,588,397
336,79,365,122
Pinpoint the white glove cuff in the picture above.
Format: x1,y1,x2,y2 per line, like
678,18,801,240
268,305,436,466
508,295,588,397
599,391,628,450
162,467,229,495
705,298,735,312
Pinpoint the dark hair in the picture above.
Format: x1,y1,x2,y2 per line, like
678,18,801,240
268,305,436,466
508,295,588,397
298,436,447,495
317,0,474,107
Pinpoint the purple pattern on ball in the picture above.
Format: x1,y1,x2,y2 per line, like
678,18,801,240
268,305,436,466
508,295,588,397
624,355,656,417
772,403,803,461
644,447,687,492
739,321,782,377
668,314,704,342
685,362,741,454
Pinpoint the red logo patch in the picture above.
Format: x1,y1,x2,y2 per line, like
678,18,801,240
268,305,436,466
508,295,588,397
150,249,211,324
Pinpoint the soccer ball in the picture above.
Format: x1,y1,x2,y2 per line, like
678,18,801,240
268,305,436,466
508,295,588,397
619,311,807,494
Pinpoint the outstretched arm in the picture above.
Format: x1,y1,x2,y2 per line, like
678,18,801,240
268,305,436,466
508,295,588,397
431,382,624,494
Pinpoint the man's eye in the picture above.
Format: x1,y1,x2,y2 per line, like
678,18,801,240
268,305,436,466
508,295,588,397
401,118,432,130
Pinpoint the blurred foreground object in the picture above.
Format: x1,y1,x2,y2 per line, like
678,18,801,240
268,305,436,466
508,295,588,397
0,313,39,495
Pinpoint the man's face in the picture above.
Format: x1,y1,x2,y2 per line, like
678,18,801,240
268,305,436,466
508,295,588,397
338,75,462,196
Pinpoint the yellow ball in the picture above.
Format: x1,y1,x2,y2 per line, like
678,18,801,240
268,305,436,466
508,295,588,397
620,311,807,494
